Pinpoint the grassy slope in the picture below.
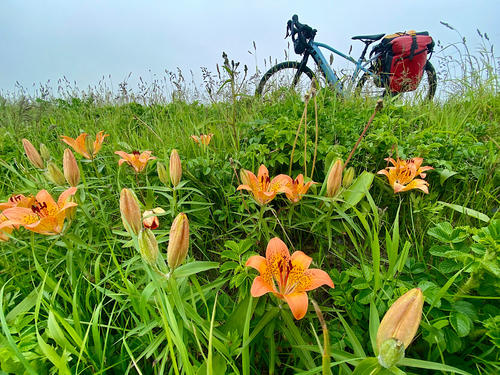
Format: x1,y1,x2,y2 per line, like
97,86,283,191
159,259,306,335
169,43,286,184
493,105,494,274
0,89,498,374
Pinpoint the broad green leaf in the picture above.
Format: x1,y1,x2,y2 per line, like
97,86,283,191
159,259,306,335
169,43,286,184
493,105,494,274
450,311,472,337
341,171,374,210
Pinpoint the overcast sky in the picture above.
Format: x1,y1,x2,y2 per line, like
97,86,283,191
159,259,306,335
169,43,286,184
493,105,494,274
1,0,498,97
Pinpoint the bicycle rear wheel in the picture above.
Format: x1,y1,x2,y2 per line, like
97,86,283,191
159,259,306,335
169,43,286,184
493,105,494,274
255,61,316,99
356,61,437,102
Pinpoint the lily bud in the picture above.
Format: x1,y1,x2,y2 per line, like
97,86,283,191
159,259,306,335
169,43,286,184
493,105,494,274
143,207,165,229
167,212,189,270
240,169,251,186
22,138,44,169
157,161,169,185
378,338,405,368
169,149,182,187
39,143,51,162
63,148,80,187
376,288,424,352
66,195,77,220
120,188,142,236
138,229,159,266
342,167,355,188
326,159,343,197
46,162,66,186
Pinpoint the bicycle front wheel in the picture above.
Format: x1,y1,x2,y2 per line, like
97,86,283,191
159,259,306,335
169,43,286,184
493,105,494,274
255,61,316,99
356,61,437,102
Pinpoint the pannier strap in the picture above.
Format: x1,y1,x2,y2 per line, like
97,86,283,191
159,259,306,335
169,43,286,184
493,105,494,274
393,47,428,64
409,34,418,60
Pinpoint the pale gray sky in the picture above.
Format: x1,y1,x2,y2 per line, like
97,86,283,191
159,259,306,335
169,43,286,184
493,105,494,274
1,0,498,97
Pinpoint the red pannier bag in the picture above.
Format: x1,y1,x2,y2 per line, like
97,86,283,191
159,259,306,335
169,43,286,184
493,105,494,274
373,31,434,93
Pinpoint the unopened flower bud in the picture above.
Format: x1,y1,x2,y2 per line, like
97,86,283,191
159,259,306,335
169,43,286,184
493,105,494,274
46,162,66,186
378,338,405,368
157,161,169,185
63,148,80,187
143,207,165,229
169,149,182,187
22,138,44,169
377,288,424,352
120,188,142,236
326,159,343,197
138,229,159,266
39,143,51,162
342,167,355,188
167,212,189,270
240,169,251,186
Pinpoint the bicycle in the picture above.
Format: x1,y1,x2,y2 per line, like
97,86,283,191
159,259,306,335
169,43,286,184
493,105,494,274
256,15,437,101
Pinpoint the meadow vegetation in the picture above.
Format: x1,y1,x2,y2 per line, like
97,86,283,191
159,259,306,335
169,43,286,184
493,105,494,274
0,45,499,374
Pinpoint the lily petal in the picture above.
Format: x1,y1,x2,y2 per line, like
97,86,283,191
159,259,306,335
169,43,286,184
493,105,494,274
57,187,78,206
245,255,267,273
303,269,334,291
250,276,274,297
290,251,312,269
266,237,290,261
284,292,309,320
257,165,269,179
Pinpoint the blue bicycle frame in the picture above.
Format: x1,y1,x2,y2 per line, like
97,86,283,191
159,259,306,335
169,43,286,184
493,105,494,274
305,40,380,94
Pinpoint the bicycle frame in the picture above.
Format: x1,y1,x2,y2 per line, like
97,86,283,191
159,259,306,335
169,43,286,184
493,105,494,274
300,40,379,95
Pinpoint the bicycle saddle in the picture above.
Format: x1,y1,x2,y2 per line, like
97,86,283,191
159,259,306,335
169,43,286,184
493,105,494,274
351,33,385,42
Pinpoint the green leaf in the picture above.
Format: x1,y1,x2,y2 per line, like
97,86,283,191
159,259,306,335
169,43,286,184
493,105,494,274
369,299,380,355
336,312,366,358
341,171,374,210
438,169,458,185
427,222,468,243
450,311,472,337
399,358,472,375
438,201,490,223
352,357,381,375
173,261,219,278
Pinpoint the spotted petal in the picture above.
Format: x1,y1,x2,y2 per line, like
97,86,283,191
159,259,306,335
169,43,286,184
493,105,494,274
265,237,290,261
303,269,334,291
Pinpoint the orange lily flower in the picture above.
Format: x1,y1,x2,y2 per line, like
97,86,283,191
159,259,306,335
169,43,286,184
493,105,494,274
115,151,156,173
0,194,36,230
190,134,214,146
284,174,316,203
0,194,36,211
0,214,14,241
2,187,77,235
61,130,109,159
237,165,292,205
377,157,433,194
246,237,334,320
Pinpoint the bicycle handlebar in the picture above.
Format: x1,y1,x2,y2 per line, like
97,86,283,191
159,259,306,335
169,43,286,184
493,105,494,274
286,14,316,43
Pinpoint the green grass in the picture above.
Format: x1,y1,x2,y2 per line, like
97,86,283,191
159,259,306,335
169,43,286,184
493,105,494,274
0,75,499,375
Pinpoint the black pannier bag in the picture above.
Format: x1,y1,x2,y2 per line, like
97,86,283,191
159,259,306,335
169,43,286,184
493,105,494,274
371,31,435,92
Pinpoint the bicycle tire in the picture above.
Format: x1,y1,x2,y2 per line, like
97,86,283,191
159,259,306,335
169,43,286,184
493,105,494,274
255,61,316,97
356,60,437,101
